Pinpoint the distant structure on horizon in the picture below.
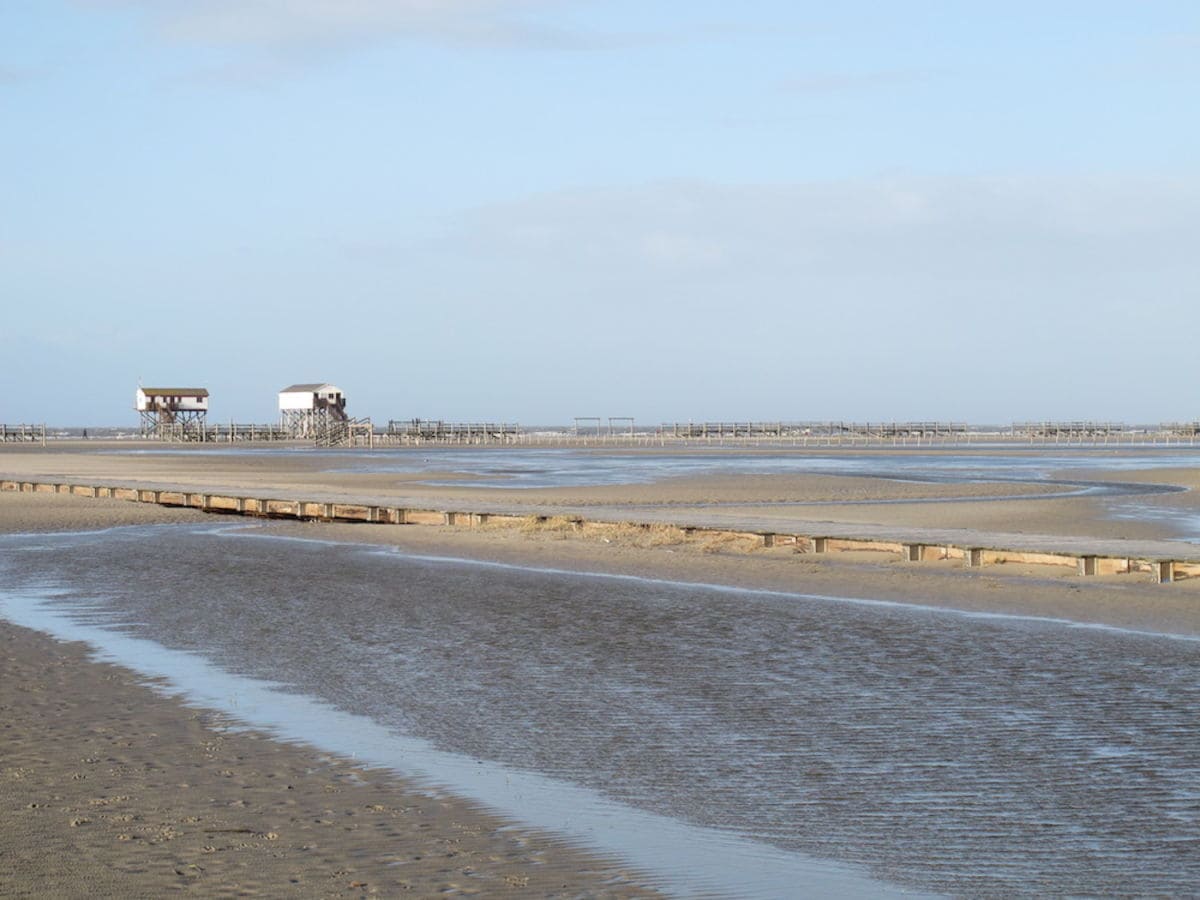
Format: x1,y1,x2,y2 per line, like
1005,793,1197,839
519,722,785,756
135,386,208,439
278,383,347,439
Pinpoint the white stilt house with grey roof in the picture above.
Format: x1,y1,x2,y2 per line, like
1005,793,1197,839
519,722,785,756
136,386,209,440
278,383,348,438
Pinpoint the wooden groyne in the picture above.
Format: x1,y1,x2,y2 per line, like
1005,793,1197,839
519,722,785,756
5,478,1199,585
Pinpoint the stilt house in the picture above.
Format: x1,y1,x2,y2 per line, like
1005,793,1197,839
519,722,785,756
279,383,347,438
135,387,209,438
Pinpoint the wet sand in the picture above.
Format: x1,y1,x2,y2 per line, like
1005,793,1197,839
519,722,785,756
3,444,1200,895
0,619,658,898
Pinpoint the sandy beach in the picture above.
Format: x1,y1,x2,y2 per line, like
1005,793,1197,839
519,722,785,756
3,443,1200,896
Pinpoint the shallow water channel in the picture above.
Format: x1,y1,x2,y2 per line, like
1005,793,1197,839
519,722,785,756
2,523,1198,896
114,444,1200,491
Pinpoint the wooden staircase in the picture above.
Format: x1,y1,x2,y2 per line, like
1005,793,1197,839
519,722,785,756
314,416,374,448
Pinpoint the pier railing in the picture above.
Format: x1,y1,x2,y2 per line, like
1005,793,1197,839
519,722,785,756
0,424,46,445
10,419,1200,447
141,422,293,443
315,417,375,448
381,420,523,445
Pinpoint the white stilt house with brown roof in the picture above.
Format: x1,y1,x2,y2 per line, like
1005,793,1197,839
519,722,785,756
136,386,209,440
278,383,347,439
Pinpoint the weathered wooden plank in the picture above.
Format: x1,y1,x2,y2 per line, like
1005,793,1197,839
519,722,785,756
332,504,370,521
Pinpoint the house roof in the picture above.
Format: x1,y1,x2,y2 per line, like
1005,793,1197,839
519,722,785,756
140,387,209,397
280,383,340,393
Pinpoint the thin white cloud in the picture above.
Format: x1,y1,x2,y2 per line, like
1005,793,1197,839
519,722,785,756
781,68,941,94
0,63,31,84
439,175,1200,309
333,173,1197,420
1155,32,1200,49
84,1,753,58
92,0,589,51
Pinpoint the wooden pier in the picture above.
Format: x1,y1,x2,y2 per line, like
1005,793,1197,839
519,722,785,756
139,422,294,443
662,421,971,441
383,420,522,445
315,417,374,448
10,418,1200,448
0,424,46,445
1011,421,1200,445
4,478,1199,585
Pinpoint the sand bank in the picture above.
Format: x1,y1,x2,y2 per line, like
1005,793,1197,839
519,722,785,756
0,491,205,534
1,443,1191,544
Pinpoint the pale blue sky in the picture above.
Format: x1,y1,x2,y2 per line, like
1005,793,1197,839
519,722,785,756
2,1,1198,425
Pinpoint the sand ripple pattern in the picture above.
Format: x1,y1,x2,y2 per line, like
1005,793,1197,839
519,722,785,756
5,527,1200,897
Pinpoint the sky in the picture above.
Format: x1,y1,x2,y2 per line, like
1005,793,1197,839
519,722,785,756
2,1,1198,426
